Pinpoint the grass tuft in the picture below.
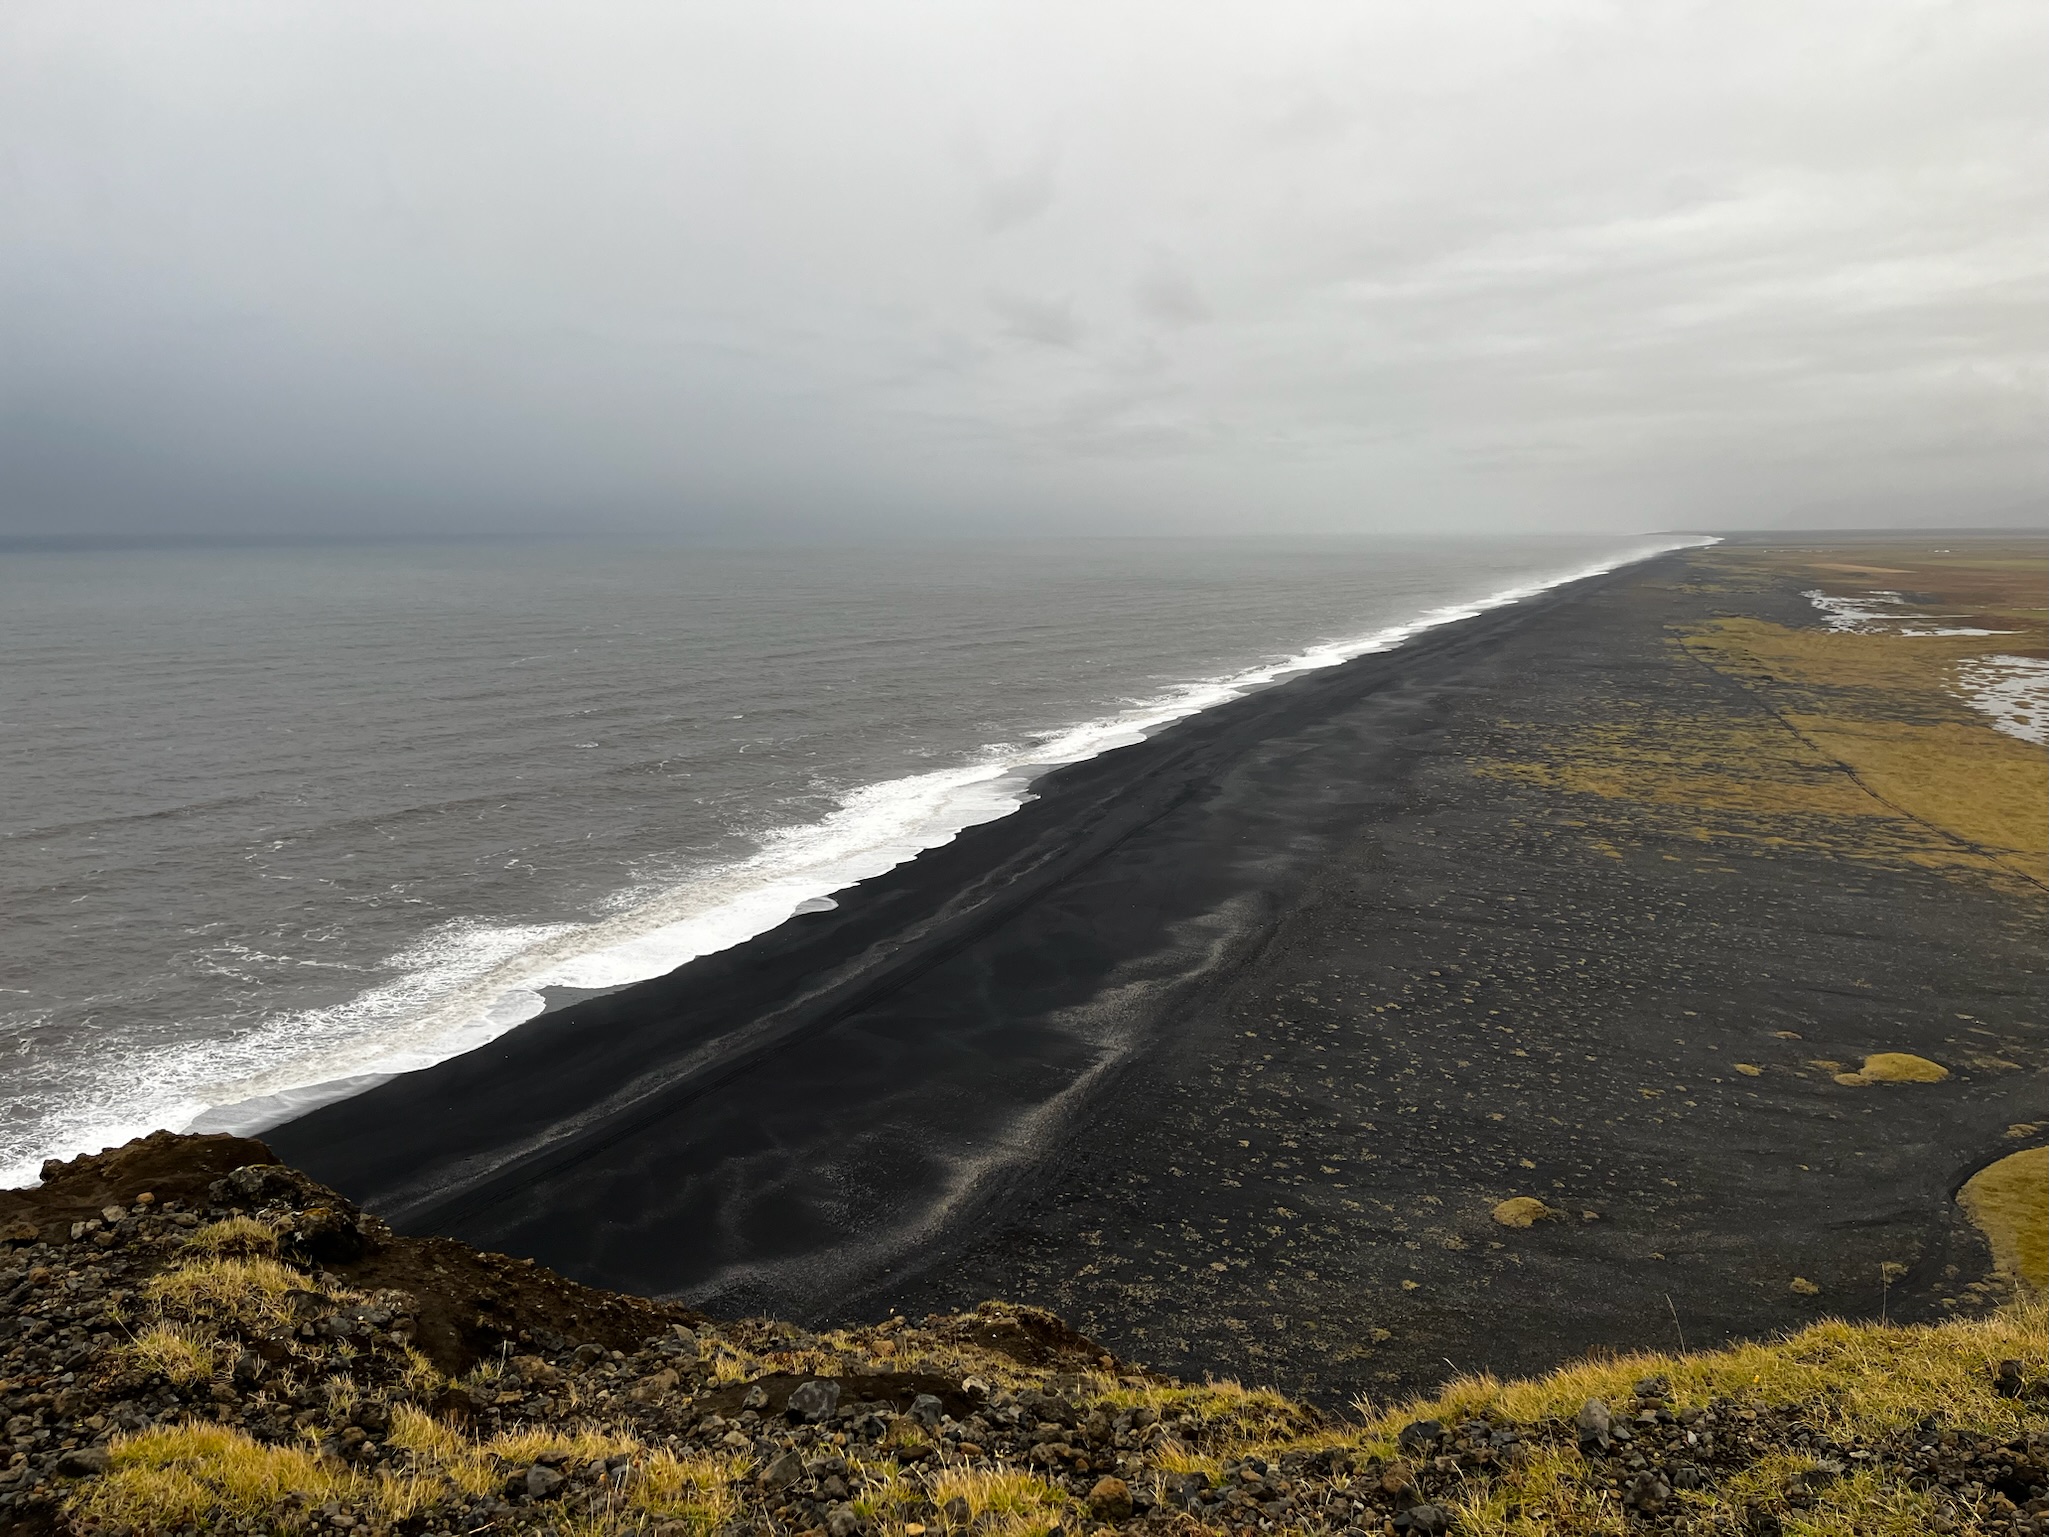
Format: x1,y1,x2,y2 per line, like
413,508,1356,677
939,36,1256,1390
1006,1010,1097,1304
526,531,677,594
628,1447,746,1531
124,1323,220,1385
178,1214,281,1257
1836,1051,1949,1085
1448,1443,1618,1536
487,1425,642,1466
73,1424,366,1533
384,1404,502,1498
926,1464,1070,1537
144,1253,342,1333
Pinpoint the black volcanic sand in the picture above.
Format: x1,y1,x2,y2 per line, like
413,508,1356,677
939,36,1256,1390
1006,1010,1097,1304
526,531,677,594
271,548,2044,1405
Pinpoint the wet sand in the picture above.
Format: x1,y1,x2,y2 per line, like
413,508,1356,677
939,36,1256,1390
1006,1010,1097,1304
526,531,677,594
270,542,2044,1404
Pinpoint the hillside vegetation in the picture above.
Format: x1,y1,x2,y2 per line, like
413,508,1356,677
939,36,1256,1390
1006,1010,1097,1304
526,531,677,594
2,1137,2043,1537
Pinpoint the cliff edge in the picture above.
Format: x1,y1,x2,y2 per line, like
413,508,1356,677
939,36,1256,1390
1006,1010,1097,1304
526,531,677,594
2,1134,2042,1537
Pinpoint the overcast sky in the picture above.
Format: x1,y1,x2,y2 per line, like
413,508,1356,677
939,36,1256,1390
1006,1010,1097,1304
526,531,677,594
2,1,2042,540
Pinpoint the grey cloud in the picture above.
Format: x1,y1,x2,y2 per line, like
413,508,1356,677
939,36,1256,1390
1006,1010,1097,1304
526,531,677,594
980,157,1058,232
987,290,1082,349
1134,250,1209,326
0,0,2041,540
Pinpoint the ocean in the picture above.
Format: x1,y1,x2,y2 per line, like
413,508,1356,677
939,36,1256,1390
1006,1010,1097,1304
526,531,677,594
1,533,1694,1187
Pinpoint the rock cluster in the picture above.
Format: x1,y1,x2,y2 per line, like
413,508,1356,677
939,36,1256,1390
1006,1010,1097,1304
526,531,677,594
4,1135,2045,1537
3,1192,192,1512
1552,1374,2049,1535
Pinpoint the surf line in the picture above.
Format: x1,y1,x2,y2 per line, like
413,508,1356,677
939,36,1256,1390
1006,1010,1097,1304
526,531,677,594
170,537,1716,1148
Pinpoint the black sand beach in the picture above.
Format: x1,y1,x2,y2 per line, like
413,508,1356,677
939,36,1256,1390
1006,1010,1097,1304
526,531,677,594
270,543,2044,1405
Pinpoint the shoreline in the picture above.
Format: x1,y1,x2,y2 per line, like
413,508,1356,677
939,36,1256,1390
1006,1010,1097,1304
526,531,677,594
269,539,2044,1403
267,560,1656,1241
174,539,1704,1155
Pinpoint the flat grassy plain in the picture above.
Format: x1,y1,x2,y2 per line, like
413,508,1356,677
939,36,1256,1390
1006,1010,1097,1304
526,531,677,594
1491,540,2046,889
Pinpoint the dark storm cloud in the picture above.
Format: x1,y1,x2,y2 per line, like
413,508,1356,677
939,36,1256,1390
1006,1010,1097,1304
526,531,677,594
1,0,2041,539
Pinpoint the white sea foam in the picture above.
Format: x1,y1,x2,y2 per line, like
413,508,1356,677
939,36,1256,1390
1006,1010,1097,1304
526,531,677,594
8,536,1713,1182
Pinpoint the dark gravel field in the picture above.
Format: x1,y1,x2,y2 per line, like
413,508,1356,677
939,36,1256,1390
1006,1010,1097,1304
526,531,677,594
271,543,2043,1405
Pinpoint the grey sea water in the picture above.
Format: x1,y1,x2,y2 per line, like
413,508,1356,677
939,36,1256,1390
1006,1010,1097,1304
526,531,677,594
1,533,1688,1185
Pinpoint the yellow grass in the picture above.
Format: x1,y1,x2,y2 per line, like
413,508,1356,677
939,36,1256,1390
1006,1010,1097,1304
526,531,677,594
77,1413,665,1534
144,1253,343,1333
627,1447,748,1531
395,1341,445,1400
73,1302,2048,1536
1449,1443,1620,1537
1147,1437,1220,1480
72,1424,369,1532
1359,1298,2043,1453
1780,1464,1950,1537
1491,1196,1557,1228
177,1214,281,1257
703,1339,757,1383
1958,1147,2049,1293
1679,546,2048,885
1835,1052,1949,1086
925,1464,1071,1537
848,1461,925,1537
123,1323,219,1385
1784,713,2046,874
384,1402,503,1498
1479,543,2049,889
487,1424,643,1468
72,1181,2049,1537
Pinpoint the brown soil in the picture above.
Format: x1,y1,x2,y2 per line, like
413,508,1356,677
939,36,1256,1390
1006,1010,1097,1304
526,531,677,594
2,1133,701,1377
0,1132,274,1241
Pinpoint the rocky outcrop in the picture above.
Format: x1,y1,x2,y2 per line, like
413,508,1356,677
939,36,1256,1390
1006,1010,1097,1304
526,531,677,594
2,1135,2044,1537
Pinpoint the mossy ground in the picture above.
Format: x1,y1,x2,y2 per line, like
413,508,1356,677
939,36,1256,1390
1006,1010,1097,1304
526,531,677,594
1479,541,2048,890
19,1176,2043,1537
63,1212,2049,1536
1959,1149,2049,1295
6,1162,2041,1535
